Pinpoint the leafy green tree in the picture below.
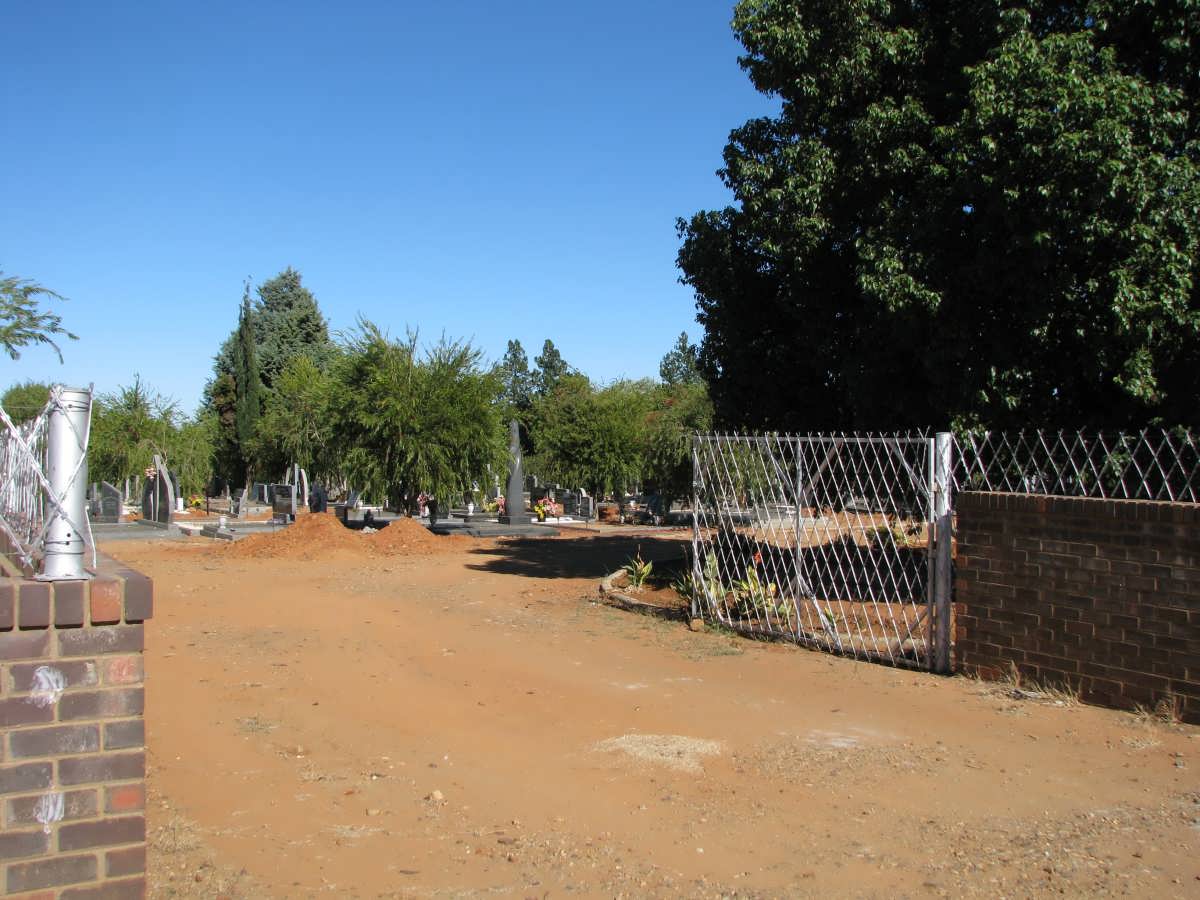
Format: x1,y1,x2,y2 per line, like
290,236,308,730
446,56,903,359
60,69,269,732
644,380,713,508
169,413,219,498
659,332,703,386
533,339,572,396
0,381,52,425
89,378,215,496
530,376,653,497
0,271,76,361
327,323,505,509
253,354,338,484
211,268,332,391
497,339,534,412
678,1,1200,430
206,268,332,483
89,379,171,489
205,371,240,488
233,289,263,484
253,267,332,388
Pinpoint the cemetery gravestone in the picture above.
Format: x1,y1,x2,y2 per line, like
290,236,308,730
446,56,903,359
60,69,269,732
561,491,579,516
272,484,295,523
141,474,172,527
297,467,309,509
95,481,122,523
499,419,524,525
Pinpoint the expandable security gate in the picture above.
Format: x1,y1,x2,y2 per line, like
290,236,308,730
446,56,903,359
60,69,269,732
691,433,953,672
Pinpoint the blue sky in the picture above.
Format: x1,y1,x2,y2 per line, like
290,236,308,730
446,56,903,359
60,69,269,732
1,1,776,414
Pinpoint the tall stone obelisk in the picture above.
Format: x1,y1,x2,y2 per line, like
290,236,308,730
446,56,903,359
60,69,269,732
499,419,524,524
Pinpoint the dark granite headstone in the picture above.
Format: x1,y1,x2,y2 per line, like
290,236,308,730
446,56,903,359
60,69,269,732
96,482,122,523
499,419,524,525
141,474,172,527
271,484,295,521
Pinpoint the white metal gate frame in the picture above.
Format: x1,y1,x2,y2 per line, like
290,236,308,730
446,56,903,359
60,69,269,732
0,385,96,578
691,432,953,672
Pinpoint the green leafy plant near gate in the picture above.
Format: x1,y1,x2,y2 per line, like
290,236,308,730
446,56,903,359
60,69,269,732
731,565,782,617
701,552,724,605
671,570,699,606
622,549,653,591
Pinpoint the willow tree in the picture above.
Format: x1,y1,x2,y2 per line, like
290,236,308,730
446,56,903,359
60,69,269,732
327,323,506,509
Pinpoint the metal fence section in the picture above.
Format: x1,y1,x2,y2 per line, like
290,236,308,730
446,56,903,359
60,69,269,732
954,429,1199,502
691,433,953,671
0,386,95,577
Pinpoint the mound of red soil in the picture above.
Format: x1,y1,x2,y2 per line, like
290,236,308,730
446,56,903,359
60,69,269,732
223,512,470,560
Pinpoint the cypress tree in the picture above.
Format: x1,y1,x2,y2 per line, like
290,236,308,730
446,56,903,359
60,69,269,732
233,286,263,485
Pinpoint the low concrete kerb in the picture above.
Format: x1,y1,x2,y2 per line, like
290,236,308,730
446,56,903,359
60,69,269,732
598,568,690,623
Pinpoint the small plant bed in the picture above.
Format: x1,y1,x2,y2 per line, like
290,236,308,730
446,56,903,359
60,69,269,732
600,553,692,619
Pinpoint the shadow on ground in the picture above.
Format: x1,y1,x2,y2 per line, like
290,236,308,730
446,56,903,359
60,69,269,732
465,532,689,581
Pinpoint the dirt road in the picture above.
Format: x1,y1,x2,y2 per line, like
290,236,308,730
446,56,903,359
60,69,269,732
103,525,1198,899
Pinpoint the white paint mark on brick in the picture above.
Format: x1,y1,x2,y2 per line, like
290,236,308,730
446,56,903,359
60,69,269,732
27,665,66,708
35,792,64,834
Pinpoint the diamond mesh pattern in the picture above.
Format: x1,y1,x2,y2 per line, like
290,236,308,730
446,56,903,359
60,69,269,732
0,388,95,573
692,434,936,669
954,430,1199,502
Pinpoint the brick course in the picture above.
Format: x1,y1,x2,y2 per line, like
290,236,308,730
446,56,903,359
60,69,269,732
956,491,1199,723
0,556,152,898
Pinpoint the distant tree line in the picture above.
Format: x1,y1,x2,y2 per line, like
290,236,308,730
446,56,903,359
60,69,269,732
0,266,714,512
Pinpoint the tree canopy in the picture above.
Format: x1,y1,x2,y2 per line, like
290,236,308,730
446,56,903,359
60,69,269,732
497,339,534,413
211,267,331,392
232,289,263,484
530,375,654,498
0,271,76,362
526,334,713,504
0,381,51,425
206,268,331,483
326,324,506,509
659,332,703,386
533,339,572,396
252,267,332,387
89,378,215,496
678,0,1200,430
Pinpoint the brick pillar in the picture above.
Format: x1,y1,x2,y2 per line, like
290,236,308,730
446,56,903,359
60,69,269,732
0,559,152,898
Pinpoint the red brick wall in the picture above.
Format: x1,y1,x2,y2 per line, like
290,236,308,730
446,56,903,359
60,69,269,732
0,560,152,898
956,491,1199,723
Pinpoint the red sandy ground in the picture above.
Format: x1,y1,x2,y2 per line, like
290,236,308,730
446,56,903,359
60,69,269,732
102,521,1198,899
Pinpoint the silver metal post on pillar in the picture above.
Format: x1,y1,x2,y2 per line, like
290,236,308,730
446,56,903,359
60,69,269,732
932,432,954,673
40,386,93,581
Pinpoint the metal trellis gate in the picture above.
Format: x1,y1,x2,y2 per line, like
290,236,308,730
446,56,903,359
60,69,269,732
0,385,96,579
691,433,953,672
